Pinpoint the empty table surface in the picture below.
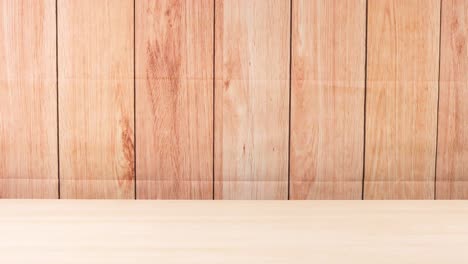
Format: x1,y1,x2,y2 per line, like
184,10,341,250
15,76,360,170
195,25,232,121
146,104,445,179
0,200,467,263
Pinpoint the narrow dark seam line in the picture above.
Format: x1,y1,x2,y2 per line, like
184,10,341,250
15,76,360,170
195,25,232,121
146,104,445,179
362,0,369,201
56,0,60,199
212,0,216,201
434,0,443,200
133,0,137,200
287,0,293,201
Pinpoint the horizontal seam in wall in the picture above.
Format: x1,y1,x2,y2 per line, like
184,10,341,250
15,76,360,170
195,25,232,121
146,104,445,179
59,179,134,181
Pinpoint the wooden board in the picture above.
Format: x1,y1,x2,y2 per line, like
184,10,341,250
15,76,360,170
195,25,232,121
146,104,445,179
1,200,468,263
290,0,366,199
58,0,134,199
0,0,58,198
214,0,290,199
364,0,440,199
437,0,468,199
135,0,214,199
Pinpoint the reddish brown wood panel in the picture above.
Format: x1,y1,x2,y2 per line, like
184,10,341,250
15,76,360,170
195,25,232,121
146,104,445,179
58,0,134,199
0,0,58,198
214,0,290,199
135,0,214,199
437,0,468,199
365,0,440,199
290,0,366,199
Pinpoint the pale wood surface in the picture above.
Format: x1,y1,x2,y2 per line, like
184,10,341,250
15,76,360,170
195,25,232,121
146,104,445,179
0,200,468,263
290,0,366,199
58,0,134,199
0,0,58,198
214,0,290,199
436,0,468,199
136,0,213,199
365,0,440,199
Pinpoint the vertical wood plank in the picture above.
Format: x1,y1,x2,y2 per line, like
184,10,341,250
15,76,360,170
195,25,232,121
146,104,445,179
365,0,440,199
437,0,468,199
58,0,134,199
290,0,366,199
214,0,290,199
135,0,214,199
0,0,58,198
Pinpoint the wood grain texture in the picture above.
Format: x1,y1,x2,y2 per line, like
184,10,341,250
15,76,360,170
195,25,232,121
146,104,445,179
1,200,468,263
135,0,214,199
290,0,366,199
214,0,290,199
58,0,134,199
437,0,468,199
0,0,58,198
365,0,440,199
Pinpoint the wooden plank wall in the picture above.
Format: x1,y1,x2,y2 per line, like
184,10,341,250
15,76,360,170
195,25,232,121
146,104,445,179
437,0,468,199
135,0,213,199
290,0,366,199
0,0,466,200
0,0,58,198
58,0,134,198
214,0,290,199
365,0,441,199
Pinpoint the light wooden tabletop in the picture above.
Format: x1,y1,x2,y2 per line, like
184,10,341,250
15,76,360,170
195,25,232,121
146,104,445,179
0,200,467,263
